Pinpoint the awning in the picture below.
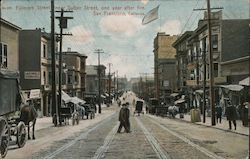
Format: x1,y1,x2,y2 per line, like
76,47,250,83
239,77,250,86
220,85,244,91
170,93,179,97
195,90,204,94
62,91,72,103
174,99,185,105
70,97,86,104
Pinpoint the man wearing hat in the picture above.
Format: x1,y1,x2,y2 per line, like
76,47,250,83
124,102,131,133
117,103,130,133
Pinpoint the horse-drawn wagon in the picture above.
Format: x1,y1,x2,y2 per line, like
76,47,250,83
134,100,144,116
0,70,27,158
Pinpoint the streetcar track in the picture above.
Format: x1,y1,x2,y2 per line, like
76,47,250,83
92,122,119,159
42,113,116,159
135,117,171,159
147,115,225,159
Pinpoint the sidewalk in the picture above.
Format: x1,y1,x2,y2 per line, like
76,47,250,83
176,113,249,136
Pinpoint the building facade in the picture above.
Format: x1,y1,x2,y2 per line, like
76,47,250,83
85,65,106,96
173,11,249,110
0,18,21,71
62,51,87,99
19,29,57,117
153,32,177,100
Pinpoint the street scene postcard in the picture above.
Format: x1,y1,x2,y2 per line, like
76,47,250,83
0,0,249,158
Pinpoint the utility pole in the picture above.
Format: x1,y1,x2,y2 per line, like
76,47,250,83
155,59,160,100
50,0,57,124
202,40,207,123
55,8,73,125
206,0,216,126
94,49,104,114
108,63,112,106
140,73,149,100
113,72,116,99
116,70,119,96
193,0,223,125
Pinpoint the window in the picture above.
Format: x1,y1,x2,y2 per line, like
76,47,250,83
43,44,46,58
43,71,46,85
0,43,8,68
214,63,218,77
212,35,218,51
75,75,78,84
48,72,52,85
68,75,72,84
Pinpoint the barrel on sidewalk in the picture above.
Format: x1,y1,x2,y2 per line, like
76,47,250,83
190,109,201,123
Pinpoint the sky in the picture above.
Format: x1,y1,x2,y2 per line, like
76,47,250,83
1,0,249,79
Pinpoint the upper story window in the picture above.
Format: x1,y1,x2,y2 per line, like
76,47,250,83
0,43,8,68
42,43,47,58
212,35,218,51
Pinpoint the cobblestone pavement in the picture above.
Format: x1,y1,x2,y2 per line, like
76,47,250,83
23,112,248,159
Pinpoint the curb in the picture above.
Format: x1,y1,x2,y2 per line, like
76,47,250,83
174,117,249,137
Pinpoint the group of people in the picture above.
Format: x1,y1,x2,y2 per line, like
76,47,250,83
215,100,249,130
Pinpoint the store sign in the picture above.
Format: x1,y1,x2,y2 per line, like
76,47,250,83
24,71,40,79
29,89,41,99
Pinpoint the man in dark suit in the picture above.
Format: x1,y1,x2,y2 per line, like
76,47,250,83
117,103,130,133
225,101,237,130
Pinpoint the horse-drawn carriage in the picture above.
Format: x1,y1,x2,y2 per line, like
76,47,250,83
134,100,144,116
0,70,27,158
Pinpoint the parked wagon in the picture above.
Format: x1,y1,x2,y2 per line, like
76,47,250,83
0,70,27,158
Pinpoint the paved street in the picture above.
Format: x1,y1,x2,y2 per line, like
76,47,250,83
5,93,249,159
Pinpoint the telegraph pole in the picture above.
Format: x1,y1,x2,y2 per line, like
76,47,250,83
116,70,119,95
140,73,149,100
55,8,73,125
194,0,223,125
108,63,112,106
202,41,207,123
50,0,57,124
206,0,216,126
94,49,104,114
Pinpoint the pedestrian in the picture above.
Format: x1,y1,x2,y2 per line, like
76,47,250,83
124,102,131,133
215,104,222,123
117,103,130,133
225,101,237,130
242,102,249,127
117,98,121,107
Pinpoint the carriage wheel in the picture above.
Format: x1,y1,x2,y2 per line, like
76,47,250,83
0,119,10,158
16,122,27,148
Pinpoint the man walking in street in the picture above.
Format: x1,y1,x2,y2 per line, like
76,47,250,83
117,103,130,133
225,101,237,130
124,102,131,133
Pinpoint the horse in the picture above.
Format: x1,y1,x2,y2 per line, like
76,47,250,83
19,103,38,140
168,105,179,118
